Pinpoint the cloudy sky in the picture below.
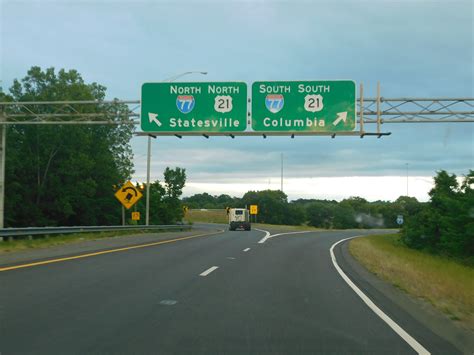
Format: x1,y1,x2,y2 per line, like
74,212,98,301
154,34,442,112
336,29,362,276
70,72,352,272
1,0,473,202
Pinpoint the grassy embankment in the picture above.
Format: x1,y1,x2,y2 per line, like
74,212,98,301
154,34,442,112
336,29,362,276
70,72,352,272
185,209,229,224
350,234,474,331
0,228,189,253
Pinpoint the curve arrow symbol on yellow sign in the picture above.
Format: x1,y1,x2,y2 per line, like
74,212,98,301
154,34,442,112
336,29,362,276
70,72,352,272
115,181,143,209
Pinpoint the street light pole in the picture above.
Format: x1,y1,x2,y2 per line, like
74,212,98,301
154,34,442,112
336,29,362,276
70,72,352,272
406,163,409,197
161,71,208,83
145,134,153,225
145,71,208,226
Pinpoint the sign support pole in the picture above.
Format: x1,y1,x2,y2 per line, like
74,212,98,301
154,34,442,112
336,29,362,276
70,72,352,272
122,206,125,226
145,135,152,226
376,82,381,135
359,83,364,136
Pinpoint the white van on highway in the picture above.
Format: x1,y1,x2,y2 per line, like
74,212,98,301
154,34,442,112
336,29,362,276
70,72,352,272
228,208,251,231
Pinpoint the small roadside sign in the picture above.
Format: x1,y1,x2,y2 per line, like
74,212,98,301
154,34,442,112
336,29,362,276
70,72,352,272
250,205,258,215
115,181,143,209
396,215,404,225
131,212,140,221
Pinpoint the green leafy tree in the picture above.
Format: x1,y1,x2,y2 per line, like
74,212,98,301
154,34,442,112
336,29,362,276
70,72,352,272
285,204,306,225
182,193,217,209
4,67,134,226
135,168,187,225
401,170,474,258
459,171,474,256
164,167,186,199
135,180,167,224
306,201,336,228
241,190,289,224
239,190,306,225
332,204,358,229
182,193,241,209
162,167,186,223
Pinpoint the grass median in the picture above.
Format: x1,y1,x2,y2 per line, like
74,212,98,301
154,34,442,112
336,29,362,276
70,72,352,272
185,209,326,231
349,234,474,331
185,209,228,224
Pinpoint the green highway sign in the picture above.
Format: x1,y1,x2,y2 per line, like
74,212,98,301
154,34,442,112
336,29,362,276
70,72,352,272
141,82,247,133
251,81,356,132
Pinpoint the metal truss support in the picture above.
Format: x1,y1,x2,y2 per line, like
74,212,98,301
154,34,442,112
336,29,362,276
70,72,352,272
358,97,474,123
0,96,472,127
0,100,140,126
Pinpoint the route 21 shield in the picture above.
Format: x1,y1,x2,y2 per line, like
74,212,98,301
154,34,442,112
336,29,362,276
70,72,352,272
265,94,284,113
176,95,195,114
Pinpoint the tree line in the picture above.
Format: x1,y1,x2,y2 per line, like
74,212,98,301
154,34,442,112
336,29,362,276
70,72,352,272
183,191,422,228
184,169,473,259
1,67,186,227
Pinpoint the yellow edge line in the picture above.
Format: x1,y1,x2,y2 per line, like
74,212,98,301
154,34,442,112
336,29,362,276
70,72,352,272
0,229,225,272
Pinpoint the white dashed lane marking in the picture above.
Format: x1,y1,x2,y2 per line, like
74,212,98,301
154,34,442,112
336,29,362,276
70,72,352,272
199,266,219,277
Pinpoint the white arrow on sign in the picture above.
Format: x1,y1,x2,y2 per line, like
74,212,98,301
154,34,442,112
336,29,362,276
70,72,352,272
148,113,162,127
333,112,347,126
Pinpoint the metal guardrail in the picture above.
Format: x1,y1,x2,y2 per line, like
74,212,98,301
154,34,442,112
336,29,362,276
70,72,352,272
0,224,192,241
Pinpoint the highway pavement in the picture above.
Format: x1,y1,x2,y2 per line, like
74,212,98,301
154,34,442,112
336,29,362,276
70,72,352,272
0,225,461,354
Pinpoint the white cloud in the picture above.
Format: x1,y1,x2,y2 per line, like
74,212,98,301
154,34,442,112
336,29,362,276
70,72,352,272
183,176,436,202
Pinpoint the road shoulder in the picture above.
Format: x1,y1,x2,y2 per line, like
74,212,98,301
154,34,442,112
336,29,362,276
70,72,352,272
0,227,222,269
336,239,473,354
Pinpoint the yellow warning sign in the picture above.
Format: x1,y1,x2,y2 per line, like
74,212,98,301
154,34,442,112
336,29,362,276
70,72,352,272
250,205,258,215
131,212,140,221
115,181,143,209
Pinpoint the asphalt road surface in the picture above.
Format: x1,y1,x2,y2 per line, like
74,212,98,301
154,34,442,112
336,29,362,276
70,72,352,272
0,225,460,354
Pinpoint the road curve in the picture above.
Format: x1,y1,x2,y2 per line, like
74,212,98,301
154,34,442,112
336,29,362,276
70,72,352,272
0,226,460,354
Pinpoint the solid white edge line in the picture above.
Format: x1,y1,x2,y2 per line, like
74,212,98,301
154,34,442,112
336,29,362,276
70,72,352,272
199,266,219,277
330,236,430,355
243,248,251,252
258,230,313,244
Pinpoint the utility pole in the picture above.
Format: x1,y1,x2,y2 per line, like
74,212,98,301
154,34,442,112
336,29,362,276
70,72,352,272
0,106,5,228
145,71,207,226
281,153,283,192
